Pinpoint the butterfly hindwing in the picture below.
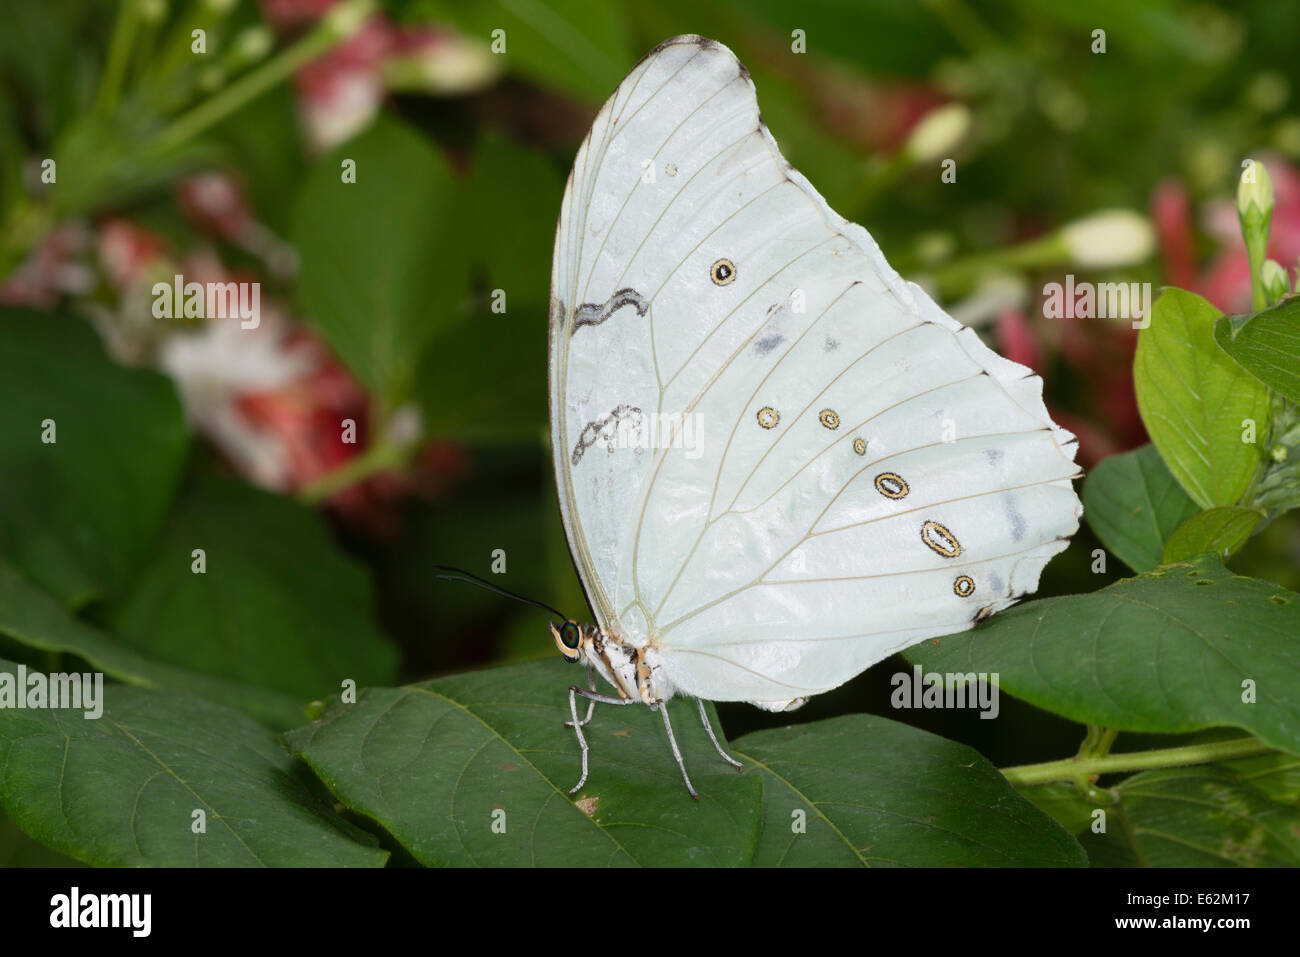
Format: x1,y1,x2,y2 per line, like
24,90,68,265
550,36,1081,707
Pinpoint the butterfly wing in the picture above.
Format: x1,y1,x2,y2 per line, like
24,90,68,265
550,36,1081,706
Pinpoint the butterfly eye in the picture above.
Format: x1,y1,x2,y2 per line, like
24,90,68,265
552,621,583,662
710,258,736,285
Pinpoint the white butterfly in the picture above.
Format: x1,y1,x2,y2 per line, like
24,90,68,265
547,35,1081,797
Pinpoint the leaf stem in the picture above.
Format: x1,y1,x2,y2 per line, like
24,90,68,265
297,438,411,505
1001,735,1275,786
95,0,142,119
149,0,374,152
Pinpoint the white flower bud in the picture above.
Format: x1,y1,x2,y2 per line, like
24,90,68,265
904,104,971,164
1059,210,1155,268
1237,159,1275,218
323,0,375,39
1261,259,1289,300
233,27,274,64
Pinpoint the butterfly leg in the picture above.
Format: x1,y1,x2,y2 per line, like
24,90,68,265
564,664,598,729
567,685,634,795
696,697,743,770
655,701,699,800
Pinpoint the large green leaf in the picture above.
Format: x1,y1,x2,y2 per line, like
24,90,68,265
731,717,1085,866
0,807,84,866
415,302,548,443
0,558,302,728
461,131,564,305
907,555,1300,753
1161,506,1263,563
414,136,560,442
1221,749,1300,806
1082,444,1201,572
1214,297,1300,403
104,473,398,701
1019,782,1100,836
0,309,188,608
0,659,387,867
1134,289,1270,508
287,658,1082,866
1091,766,1300,867
293,116,468,409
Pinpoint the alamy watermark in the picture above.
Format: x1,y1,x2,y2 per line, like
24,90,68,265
0,665,104,719
574,408,705,463
152,274,261,329
50,887,150,937
1042,274,1151,328
891,665,1000,719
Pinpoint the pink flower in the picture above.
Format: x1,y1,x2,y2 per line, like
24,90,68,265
0,223,94,306
98,218,166,289
258,0,337,31
176,173,253,241
995,308,1042,372
292,15,393,151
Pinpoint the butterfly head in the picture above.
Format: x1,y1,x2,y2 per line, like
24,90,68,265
550,619,587,662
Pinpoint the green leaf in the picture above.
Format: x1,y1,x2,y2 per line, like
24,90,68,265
1109,766,1300,867
731,717,1085,866
287,658,1083,866
1134,288,1270,508
461,131,564,304
1220,749,1300,806
418,0,634,101
0,558,303,728
0,659,388,867
1,807,84,866
1019,782,1101,836
1083,444,1200,572
0,309,188,608
415,302,548,442
293,116,468,409
104,473,398,702
907,554,1300,754
1214,296,1300,403
1161,506,1264,563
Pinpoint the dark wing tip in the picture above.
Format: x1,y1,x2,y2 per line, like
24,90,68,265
642,35,750,79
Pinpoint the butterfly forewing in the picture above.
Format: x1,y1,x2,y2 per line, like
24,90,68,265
550,36,1081,707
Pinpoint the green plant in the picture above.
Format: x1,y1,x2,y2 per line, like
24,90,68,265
2,0,1299,869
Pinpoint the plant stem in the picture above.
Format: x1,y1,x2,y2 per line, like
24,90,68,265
95,0,142,119
149,0,374,152
297,439,410,505
1001,736,1275,787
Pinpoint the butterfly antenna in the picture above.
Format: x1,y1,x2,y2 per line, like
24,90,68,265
433,564,568,620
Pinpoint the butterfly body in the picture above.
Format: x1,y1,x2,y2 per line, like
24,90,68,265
548,35,1082,795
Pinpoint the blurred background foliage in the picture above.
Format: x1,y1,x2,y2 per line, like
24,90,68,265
2,0,1300,863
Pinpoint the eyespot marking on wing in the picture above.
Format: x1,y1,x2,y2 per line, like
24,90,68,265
922,520,962,558
954,575,975,597
573,288,649,333
852,437,867,455
756,406,779,429
874,472,909,499
818,409,840,430
711,258,737,285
